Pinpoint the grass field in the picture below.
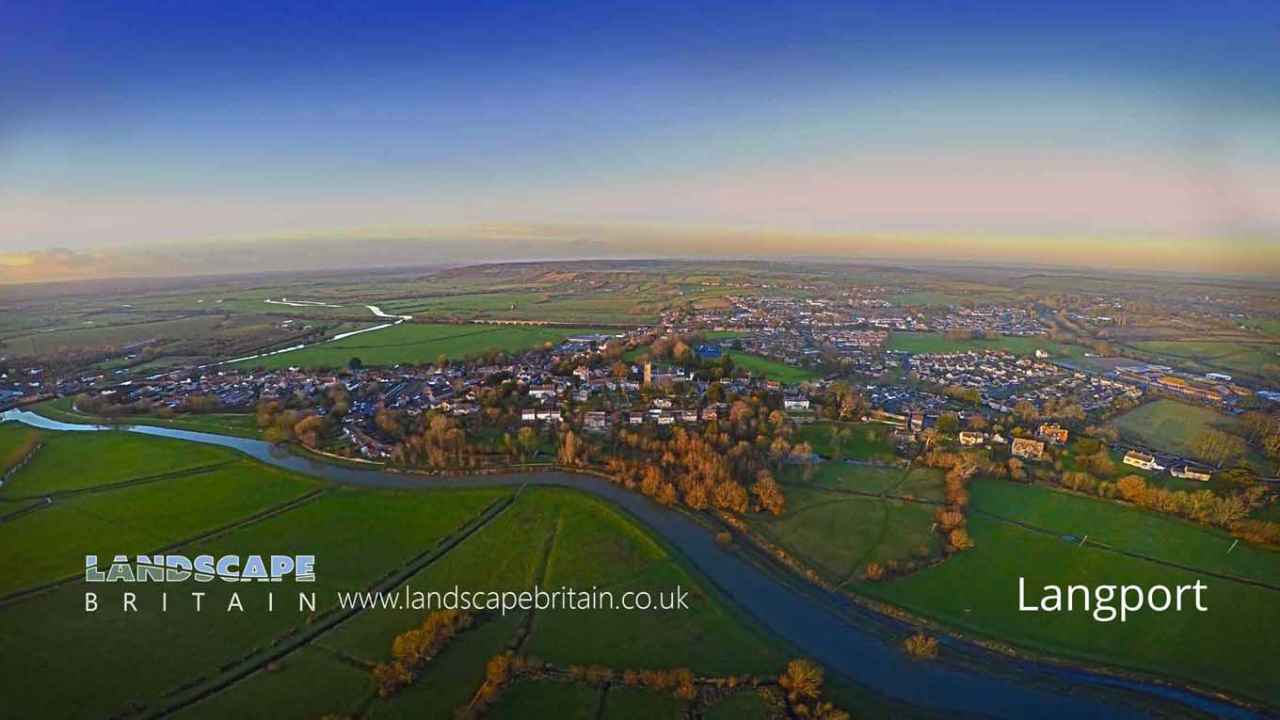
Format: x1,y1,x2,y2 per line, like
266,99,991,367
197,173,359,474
1109,399,1239,460
0,458,322,595
726,352,820,383
0,424,796,719
856,477,1280,707
1131,339,1280,380
0,428,237,498
793,421,897,463
192,487,789,718
235,322,609,369
2,315,228,356
380,290,663,325
0,484,505,717
704,689,774,718
33,397,259,438
0,313,296,363
970,479,1280,586
889,291,977,307
887,332,1079,358
1243,319,1280,338
0,423,40,472
752,463,943,583
488,681,602,719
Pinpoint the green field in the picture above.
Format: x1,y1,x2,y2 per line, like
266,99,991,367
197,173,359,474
1131,339,1280,380
0,461,322,596
1109,399,1240,461
382,290,665,325
793,422,897,463
0,428,797,719
857,478,1280,707
32,397,259,438
2,315,229,356
891,291,970,306
751,463,943,583
887,332,1079,358
0,423,40,470
970,479,1280,585
488,680,602,719
1243,318,1280,338
0,313,298,363
181,488,789,719
0,429,238,498
236,322,609,369
726,352,820,383
704,689,775,719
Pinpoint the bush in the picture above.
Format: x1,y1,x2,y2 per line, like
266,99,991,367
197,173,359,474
903,632,939,659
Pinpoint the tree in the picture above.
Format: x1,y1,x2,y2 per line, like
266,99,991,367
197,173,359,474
641,465,664,497
1006,457,1025,482
713,480,749,514
827,425,850,461
516,426,539,462
656,482,678,506
1116,474,1148,503
1193,429,1246,468
293,414,325,449
920,428,939,451
751,470,786,516
558,430,583,466
263,425,290,445
1013,400,1039,422
903,632,939,659
778,659,824,704
347,356,364,371
947,527,974,552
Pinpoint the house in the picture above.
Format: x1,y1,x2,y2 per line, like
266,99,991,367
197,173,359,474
528,384,557,399
1011,437,1045,461
1037,423,1070,445
657,413,675,426
627,412,646,425
700,406,720,422
1171,465,1212,482
959,431,986,447
783,397,811,411
1122,450,1162,471
583,411,609,433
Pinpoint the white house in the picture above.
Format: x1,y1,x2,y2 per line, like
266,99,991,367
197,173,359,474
1122,450,1163,472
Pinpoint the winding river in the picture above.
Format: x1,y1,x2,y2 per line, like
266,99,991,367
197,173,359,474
1,409,1264,720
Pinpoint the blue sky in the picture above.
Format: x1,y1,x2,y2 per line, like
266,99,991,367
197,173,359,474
2,0,1278,272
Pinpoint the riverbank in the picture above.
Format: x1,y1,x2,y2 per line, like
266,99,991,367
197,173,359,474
1,408,1269,719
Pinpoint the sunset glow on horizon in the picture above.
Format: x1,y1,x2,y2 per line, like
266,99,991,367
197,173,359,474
2,1,1278,279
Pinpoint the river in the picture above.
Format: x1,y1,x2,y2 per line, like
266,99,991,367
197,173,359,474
0,409,1264,720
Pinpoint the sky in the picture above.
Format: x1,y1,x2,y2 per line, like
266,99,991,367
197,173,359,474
2,0,1279,279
